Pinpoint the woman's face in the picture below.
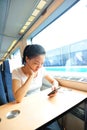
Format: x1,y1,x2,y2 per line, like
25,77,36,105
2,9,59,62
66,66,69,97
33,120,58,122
26,55,45,72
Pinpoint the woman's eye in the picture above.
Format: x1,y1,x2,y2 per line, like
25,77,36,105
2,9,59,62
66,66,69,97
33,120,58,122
34,63,43,66
34,63,39,65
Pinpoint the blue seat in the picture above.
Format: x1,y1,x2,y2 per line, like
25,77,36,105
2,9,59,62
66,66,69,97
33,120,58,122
0,66,7,105
0,60,15,105
3,60,15,102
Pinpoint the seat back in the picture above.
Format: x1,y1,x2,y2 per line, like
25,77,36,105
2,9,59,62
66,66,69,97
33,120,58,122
0,60,15,105
0,65,7,105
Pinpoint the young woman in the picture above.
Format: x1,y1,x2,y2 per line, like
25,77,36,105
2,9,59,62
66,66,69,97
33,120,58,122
12,44,61,130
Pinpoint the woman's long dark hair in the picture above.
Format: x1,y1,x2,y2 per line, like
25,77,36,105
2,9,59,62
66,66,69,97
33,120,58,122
22,44,46,64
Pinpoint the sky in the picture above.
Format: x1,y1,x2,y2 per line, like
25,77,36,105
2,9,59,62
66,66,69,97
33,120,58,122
32,0,87,51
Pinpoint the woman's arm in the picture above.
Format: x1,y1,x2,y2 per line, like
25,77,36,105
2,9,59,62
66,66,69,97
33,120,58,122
44,74,59,90
12,74,34,103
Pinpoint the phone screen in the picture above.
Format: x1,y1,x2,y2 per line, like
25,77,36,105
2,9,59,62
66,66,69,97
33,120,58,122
48,87,60,96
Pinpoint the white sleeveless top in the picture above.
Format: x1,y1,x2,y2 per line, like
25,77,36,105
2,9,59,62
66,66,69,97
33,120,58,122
12,67,47,95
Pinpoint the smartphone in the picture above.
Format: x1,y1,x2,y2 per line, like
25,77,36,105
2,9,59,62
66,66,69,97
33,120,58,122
48,87,61,96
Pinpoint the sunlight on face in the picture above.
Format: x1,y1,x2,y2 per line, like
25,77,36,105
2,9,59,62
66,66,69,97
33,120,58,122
28,55,45,72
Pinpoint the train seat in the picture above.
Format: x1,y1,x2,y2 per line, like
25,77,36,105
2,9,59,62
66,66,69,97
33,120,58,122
0,60,15,105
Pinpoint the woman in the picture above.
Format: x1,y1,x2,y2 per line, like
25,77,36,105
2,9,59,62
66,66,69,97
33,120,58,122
12,44,61,130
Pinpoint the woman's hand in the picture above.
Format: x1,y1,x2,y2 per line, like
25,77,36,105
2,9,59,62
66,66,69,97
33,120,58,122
26,63,38,78
48,80,59,97
51,79,59,90
45,75,60,97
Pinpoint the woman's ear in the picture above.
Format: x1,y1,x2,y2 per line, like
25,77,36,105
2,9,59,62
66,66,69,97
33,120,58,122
25,56,29,62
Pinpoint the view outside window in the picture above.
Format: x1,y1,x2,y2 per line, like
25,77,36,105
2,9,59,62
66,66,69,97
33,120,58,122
9,48,22,72
43,40,87,67
32,0,87,79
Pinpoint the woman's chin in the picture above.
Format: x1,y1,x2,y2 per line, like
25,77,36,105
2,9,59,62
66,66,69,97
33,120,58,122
34,69,38,72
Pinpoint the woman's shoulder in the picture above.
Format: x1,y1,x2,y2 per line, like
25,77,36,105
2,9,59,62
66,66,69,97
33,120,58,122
38,67,47,76
39,66,45,72
12,67,24,76
12,67,21,73
12,67,24,80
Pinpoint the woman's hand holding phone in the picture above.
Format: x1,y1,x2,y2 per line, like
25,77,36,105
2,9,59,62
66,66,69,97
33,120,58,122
48,87,60,97
48,79,60,97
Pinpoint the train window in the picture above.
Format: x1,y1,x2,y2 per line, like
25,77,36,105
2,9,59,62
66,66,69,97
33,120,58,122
32,0,87,80
9,48,22,72
27,39,32,45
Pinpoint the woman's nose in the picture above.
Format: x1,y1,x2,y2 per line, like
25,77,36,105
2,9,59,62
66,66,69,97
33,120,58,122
37,64,42,68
